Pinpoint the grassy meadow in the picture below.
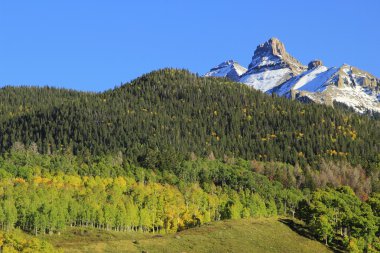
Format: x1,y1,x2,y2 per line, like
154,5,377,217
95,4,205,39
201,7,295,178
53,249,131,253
42,218,332,253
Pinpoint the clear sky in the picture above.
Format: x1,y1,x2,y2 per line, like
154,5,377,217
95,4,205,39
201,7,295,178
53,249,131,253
1,0,379,92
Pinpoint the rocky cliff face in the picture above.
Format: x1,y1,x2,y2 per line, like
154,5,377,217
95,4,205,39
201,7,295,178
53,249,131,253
239,38,306,92
204,38,380,114
247,38,306,74
308,60,323,70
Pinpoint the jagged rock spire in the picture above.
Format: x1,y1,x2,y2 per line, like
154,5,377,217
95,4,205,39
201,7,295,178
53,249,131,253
254,38,287,58
248,37,306,75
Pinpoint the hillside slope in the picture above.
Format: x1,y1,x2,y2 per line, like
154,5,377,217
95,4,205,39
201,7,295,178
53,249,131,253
0,69,379,169
44,218,333,253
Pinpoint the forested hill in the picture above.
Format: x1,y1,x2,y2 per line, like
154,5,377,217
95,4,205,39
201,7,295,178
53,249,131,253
0,69,379,170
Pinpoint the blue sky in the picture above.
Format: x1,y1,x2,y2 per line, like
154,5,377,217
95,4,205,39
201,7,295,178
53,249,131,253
1,1,379,92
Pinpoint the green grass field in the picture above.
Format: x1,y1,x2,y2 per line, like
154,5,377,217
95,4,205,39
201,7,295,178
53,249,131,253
42,218,333,253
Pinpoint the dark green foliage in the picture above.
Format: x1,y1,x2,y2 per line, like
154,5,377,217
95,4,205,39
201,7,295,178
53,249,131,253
0,69,379,171
298,187,380,251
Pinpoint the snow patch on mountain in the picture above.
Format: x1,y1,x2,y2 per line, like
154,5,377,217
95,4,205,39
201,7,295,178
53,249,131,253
249,54,283,70
303,85,380,113
285,64,380,113
333,86,380,113
204,60,247,81
272,66,339,96
240,68,292,92
204,38,380,115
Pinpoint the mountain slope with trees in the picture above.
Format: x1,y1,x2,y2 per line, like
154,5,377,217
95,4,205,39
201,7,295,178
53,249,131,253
0,69,379,171
0,150,378,252
0,69,379,252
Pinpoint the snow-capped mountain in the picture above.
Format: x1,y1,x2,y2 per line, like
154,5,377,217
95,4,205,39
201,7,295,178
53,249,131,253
205,38,380,114
270,62,380,113
269,60,336,97
239,38,306,92
205,38,306,92
204,60,247,82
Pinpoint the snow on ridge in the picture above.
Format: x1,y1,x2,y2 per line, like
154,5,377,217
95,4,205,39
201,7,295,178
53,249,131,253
271,66,336,96
204,38,380,115
294,67,338,92
326,86,380,113
204,60,247,81
250,55,282,70
205,65,232,77
292,65,380,113
239,68,292,92
234,63,248,76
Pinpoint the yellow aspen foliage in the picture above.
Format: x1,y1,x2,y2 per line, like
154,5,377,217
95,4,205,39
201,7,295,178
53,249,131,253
326,149,338,156
14,178,26,184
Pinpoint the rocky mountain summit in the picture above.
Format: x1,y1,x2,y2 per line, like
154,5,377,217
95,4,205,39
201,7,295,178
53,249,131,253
205,38,380,114
239,38,307,92
247,37,306,74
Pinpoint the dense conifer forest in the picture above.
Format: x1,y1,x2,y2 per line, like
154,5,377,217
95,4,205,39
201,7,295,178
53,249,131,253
0,69,379,252
0,69,379,169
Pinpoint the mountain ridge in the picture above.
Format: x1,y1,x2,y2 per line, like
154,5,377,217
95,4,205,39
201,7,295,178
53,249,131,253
205,38,380,114
204,60,247,81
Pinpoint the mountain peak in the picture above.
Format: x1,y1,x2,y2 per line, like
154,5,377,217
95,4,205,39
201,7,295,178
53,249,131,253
204,60,247,81
256,37,287,57
204,37,380,114
247,38,306,75
238,38,306,92
215,60,238,68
